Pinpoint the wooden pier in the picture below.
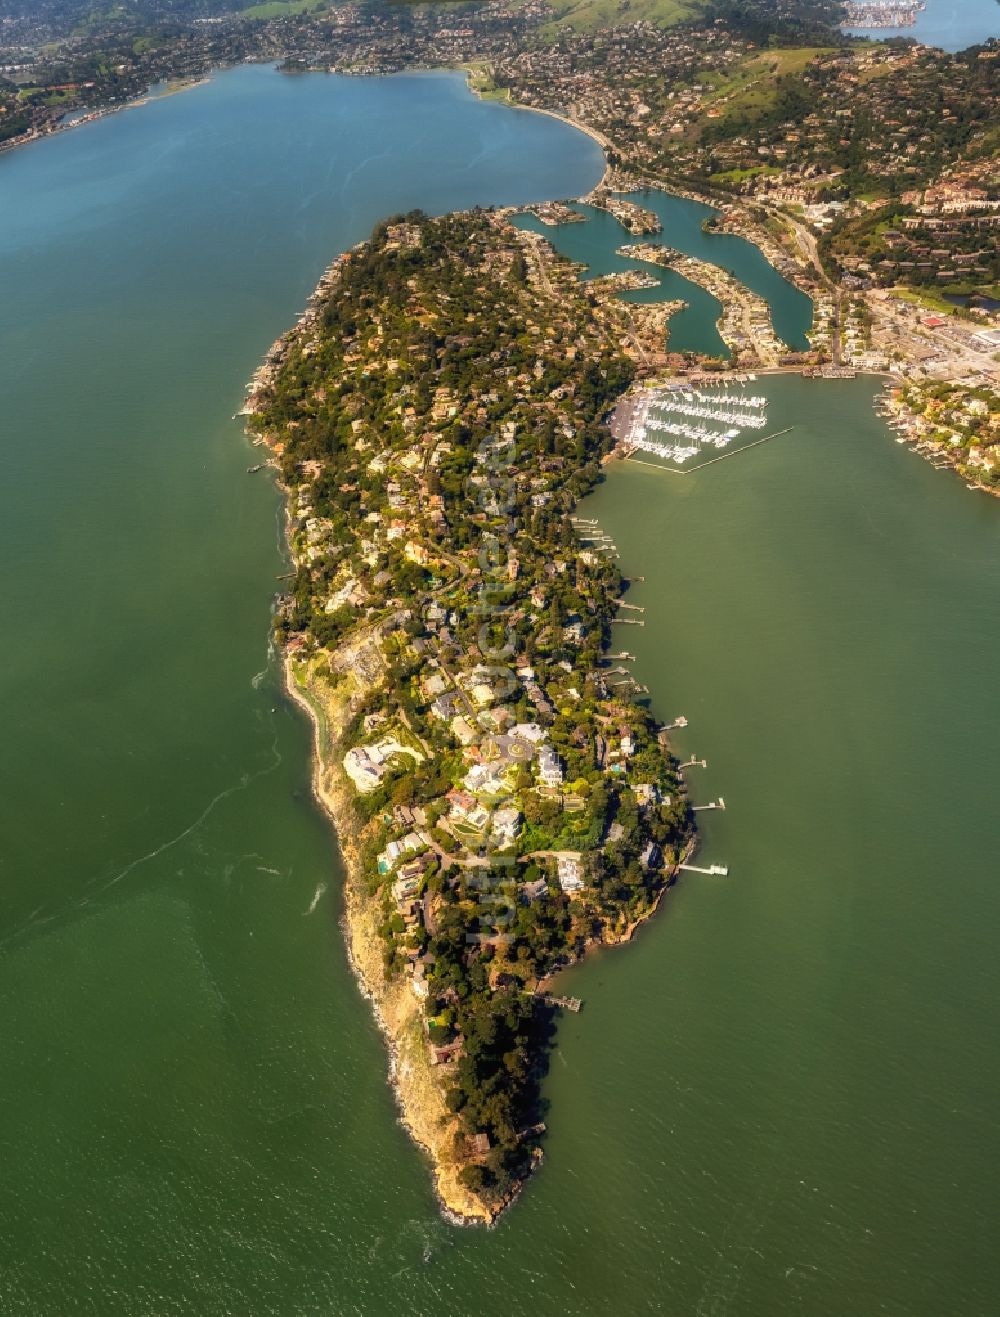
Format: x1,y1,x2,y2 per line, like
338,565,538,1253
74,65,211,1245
678,862,729,876
692,797,726,812
541,994,583,1013
611,677,649,693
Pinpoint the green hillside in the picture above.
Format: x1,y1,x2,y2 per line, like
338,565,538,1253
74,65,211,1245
537,0,704,33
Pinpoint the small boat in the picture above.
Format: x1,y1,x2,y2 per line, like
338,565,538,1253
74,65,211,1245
247,463,265,474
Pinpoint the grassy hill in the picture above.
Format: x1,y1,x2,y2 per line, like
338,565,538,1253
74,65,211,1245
535,0,705,34
699,45,835,118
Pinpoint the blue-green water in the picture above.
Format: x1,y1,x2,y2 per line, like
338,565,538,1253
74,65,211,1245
2,61,999,1317
513,190,812,357
0,64,607,1314
844,0,1000,50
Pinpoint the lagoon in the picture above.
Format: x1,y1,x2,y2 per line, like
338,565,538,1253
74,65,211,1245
514,189,813,357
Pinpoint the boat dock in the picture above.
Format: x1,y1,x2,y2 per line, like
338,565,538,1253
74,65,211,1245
625,426,794,475
616,383,781,469
678,863,729,876
611,677,650,693
692,797,726,812
541,994,583,1013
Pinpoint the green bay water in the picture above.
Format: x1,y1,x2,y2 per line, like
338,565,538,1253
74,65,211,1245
0,64,609,1314
569,376,1000,1316
1,63,998,1317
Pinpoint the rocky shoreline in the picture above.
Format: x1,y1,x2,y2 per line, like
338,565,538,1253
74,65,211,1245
281,653,500,1224
247,296,499,1222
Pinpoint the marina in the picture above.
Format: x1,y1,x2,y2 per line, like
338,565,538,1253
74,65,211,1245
841,0,997,48
612,382,774,468
843,1,925,29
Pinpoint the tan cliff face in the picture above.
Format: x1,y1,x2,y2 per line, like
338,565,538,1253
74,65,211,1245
283,655,501,1224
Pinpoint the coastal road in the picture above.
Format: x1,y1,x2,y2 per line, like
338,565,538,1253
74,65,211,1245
756,200,844,361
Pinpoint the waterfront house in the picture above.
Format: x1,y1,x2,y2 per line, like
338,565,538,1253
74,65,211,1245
641,841,662,872
634,783,660,808
429,1039,464,1066
343,746,385,794
380,830,431,875
412,960,430,1001
464,1132,491,1159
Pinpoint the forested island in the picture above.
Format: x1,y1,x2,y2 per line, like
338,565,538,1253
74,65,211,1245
247,209,695,1220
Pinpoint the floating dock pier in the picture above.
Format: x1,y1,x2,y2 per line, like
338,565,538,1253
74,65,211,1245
541,995,583,1013
678,863,729,876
